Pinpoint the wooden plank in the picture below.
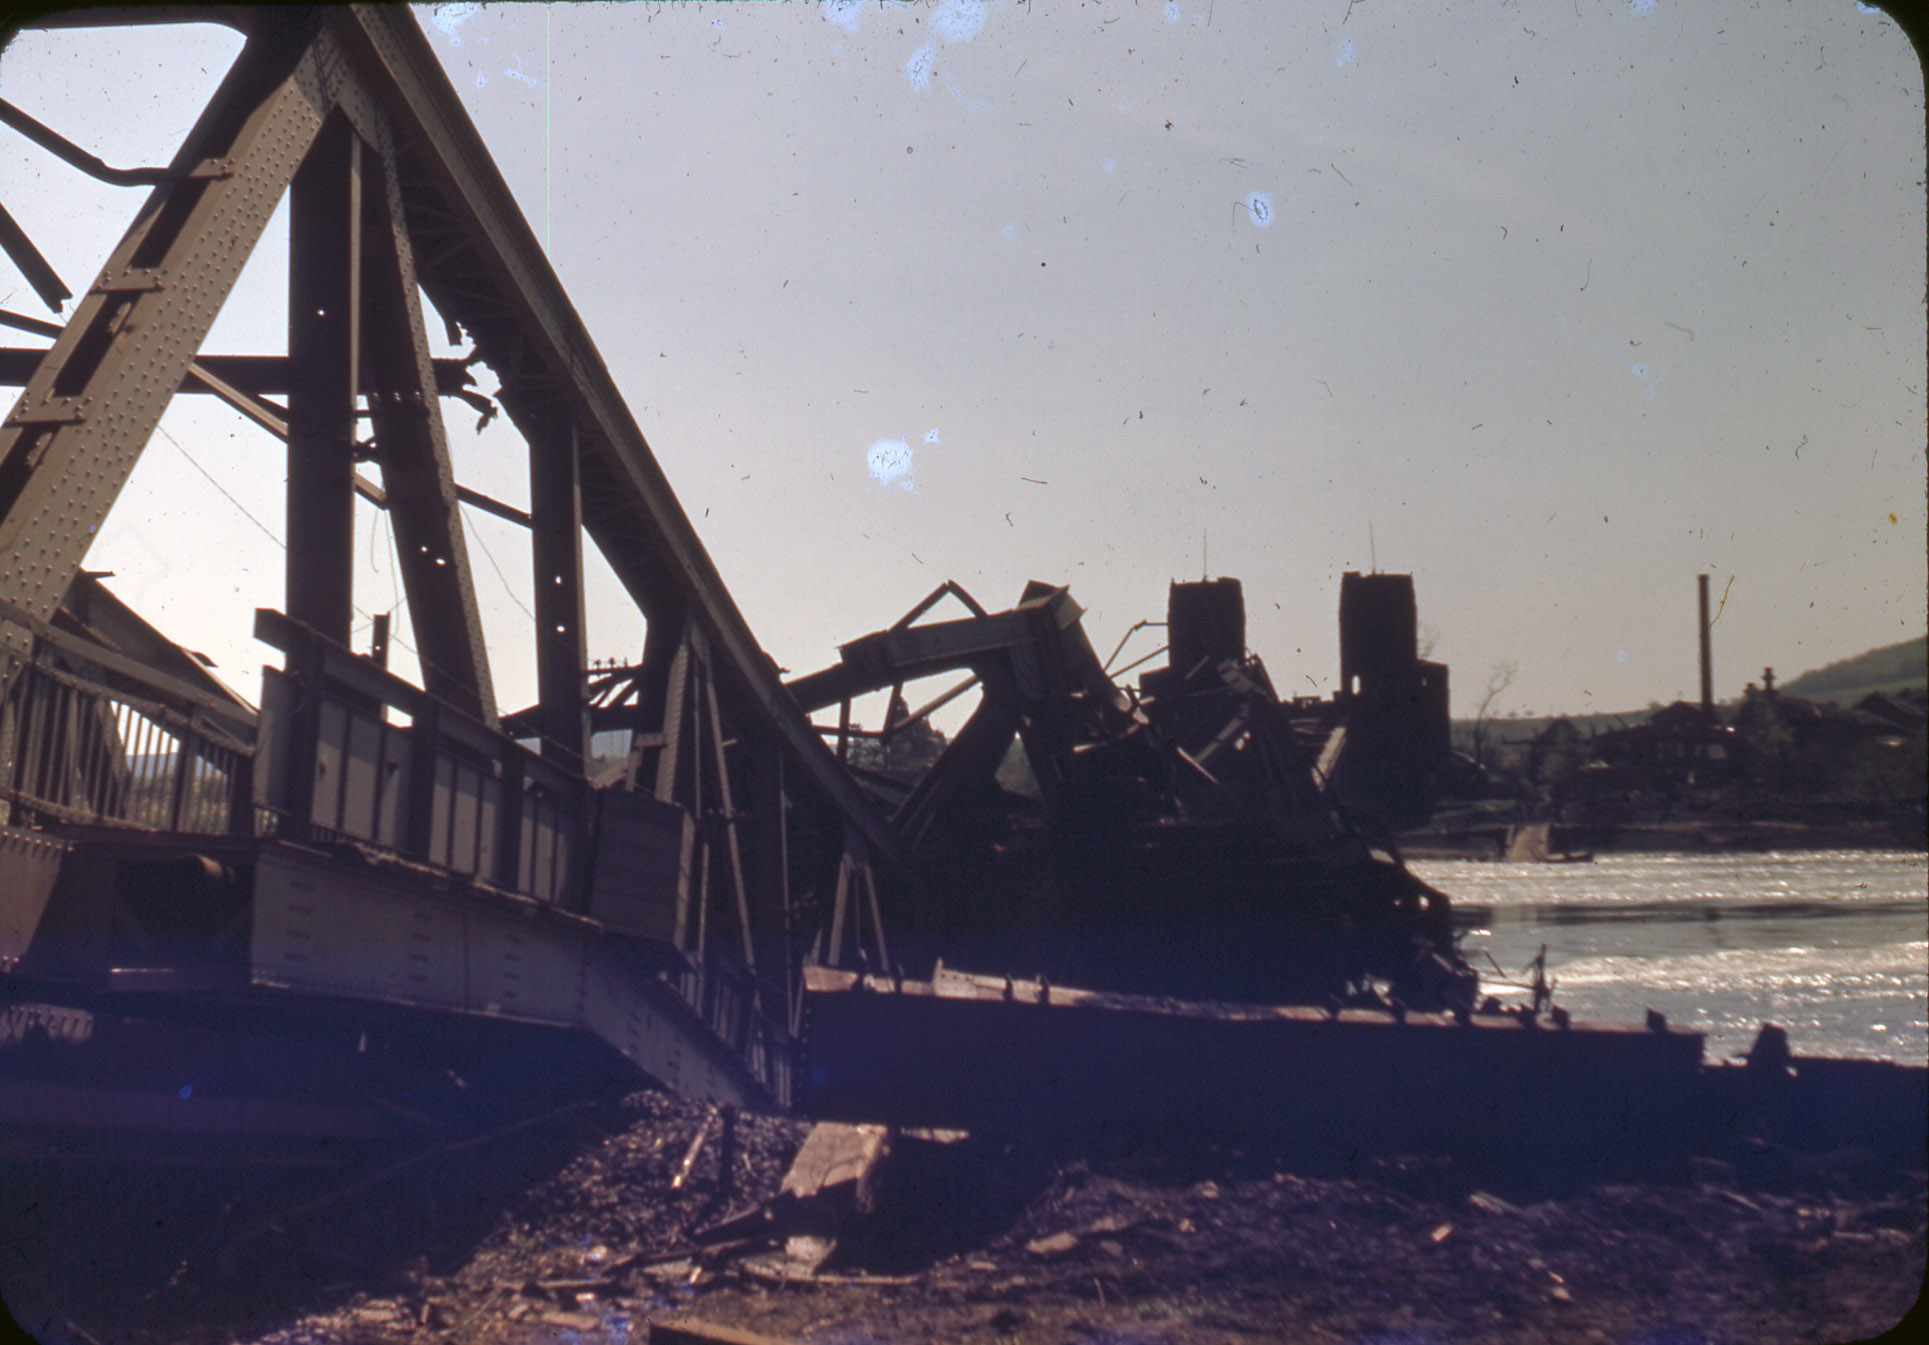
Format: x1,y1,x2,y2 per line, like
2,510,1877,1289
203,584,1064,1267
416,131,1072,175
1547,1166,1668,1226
778,1120,891,1215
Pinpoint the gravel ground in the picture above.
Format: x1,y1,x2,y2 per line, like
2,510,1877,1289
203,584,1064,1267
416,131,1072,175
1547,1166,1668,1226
3,1089,1922,1345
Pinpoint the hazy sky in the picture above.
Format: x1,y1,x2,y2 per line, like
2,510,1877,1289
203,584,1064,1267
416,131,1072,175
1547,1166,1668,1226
1,1,1922,730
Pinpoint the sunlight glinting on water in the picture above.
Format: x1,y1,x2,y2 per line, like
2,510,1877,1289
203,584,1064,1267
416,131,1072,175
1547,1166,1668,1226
1411,851,1928,1063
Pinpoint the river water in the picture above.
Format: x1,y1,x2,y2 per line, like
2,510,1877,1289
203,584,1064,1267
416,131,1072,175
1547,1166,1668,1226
1411,850,1928,1065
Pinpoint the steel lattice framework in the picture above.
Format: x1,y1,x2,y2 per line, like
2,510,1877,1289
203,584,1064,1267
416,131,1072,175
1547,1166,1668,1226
0,5,896,853
0,5,908,1107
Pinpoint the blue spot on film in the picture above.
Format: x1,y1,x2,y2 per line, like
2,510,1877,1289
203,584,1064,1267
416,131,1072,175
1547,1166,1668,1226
432,2,482,45
932,0,989,44
867,439,915,491
904,44,936,92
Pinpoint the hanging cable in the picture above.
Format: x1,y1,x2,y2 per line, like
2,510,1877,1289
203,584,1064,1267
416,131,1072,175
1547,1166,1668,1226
464,512,535,622
160,425,283,548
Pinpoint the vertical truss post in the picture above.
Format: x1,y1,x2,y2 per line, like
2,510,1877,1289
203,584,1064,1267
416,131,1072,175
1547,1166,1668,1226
824,824,888,972
826,847,851,970
403,697,441,860
743,731,794,1028
628,608,682,785
166,716,199,832
360,121,496,724
857,831,889,973
693,814,712,961
226,732,255,836
369,612,390,668
652,627,693,807
701,659,756,974
493,746,523,891
286,112,362,647
531,419,588,770
282,620,327,841
776,750,794,1057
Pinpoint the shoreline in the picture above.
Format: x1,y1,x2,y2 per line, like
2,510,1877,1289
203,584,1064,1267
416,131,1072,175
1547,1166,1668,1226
1399,820,1927,861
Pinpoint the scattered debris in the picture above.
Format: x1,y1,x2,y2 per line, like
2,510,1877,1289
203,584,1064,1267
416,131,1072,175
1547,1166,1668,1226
12,1097,1917,1345
1466,1189,1522,1216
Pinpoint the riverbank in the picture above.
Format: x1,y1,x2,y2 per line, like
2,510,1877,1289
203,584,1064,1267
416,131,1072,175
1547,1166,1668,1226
6,1088,1922,1345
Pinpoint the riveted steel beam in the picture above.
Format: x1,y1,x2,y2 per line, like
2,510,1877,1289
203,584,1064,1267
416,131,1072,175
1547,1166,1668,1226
0,343,478,395
285,110,361,648
530,419,588,768
329,6,905,867
0,11,332,637
1,5,898,862
359,114,496,725
0,346,478,398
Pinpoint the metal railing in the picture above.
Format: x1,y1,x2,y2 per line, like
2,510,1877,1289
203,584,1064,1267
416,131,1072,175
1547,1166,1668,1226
253,608,585,908
252,609,797,1100
0,618,254,835
1,603,796,1102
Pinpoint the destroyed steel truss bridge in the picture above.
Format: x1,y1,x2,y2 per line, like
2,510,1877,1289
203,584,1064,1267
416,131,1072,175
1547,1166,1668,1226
0,4,895,1114
4,7,1921,1167
0,3,1463,1120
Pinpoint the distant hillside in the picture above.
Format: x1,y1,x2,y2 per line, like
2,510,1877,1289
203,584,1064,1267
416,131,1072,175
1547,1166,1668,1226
1442,636,1928,745
1778,635,1927,705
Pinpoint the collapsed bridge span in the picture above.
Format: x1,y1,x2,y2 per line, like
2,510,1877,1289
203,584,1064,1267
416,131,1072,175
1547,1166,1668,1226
0,7,1916,1186
0,4,902,1144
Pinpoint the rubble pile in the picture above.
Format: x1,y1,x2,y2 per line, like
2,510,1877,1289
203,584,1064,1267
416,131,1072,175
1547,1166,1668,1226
16,1091,1919,1345
473,1091,811,1260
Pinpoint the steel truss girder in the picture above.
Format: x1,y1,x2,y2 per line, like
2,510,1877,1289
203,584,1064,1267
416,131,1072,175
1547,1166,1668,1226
0,347,479,399
529,421,587,768
328,6,905,867
358,110,497,725
0,2,881,1114
0,5,898,864
0,12,333,634
0,3,901,869
285,111,361,648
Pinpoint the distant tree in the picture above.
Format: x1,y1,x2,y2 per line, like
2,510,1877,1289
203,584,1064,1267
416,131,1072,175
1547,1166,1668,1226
848,691,947,782
1470,659,1519,770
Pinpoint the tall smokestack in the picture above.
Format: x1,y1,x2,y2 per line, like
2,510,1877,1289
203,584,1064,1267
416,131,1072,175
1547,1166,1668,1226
1697,574,1713,712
